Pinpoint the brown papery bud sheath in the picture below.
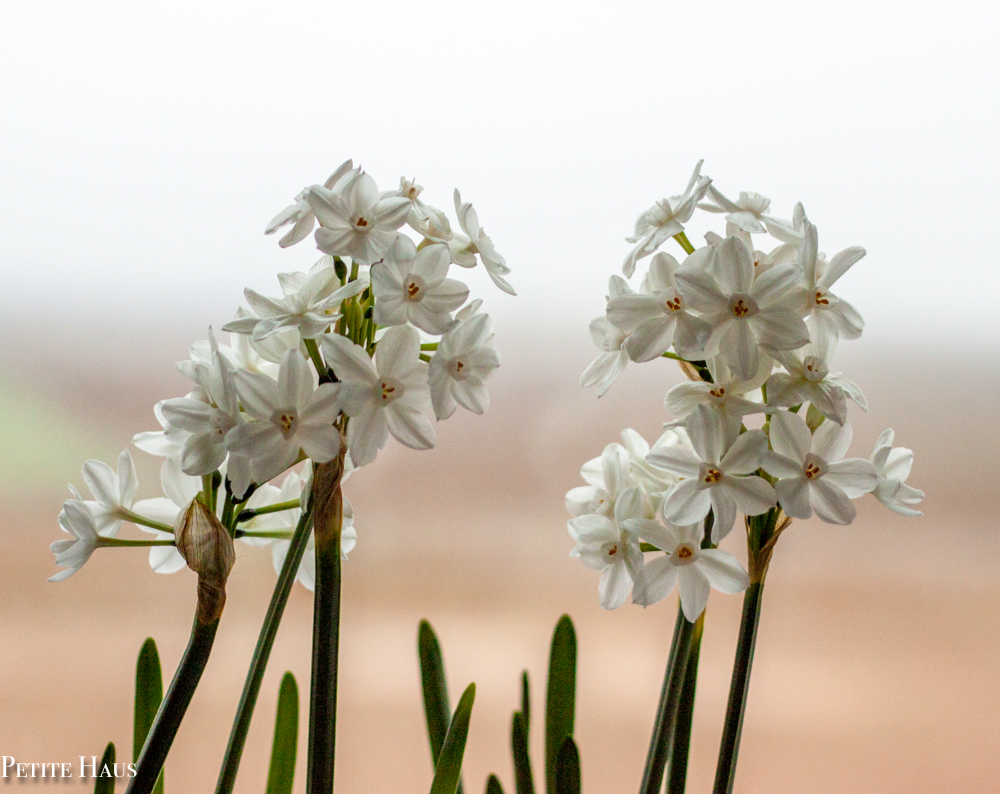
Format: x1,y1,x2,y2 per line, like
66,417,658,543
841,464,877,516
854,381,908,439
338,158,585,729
174,498,235,624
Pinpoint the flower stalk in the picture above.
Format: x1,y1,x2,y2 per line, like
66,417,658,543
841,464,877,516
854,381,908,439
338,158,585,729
666,609,705,794
306,442,347,794
214,499,316,794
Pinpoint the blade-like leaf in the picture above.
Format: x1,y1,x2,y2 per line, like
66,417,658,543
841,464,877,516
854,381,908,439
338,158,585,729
485,775,505,794
545,615,577,794
429,683,476,794
419,621,451,760
511,711,534,794
94,743,115,794
554,737,581,794
266,672,299,794
520,671,530,730
134,637,164,794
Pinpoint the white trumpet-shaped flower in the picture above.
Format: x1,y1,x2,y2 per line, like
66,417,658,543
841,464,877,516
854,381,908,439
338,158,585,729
429,307,501,420
623,517,749,620
581,276,634,396
49,500,116,581
305,171,411,265
566,442,643,519
452,189,515,295
320,325,435,467
228,349,343,485
699,186,774,234
623,161,712,278
766,343,867,425
382,177,450,230
265,160,356,248
371,237,469,334
675,236,809,380
647,405,776,542
568,486,645,609
71,449,139,537
869,429,924,516
664,357,771,438
606,252,712,361
761,411,877,524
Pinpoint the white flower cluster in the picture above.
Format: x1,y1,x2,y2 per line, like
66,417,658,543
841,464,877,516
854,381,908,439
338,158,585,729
569,162,923,620
51,161,511,583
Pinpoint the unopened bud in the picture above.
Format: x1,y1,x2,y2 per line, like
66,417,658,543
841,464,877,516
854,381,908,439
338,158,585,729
174,499,235,624
334,257,348,281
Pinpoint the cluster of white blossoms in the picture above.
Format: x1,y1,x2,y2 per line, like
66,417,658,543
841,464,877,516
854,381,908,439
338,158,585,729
570,161,923,620
51,161,511,583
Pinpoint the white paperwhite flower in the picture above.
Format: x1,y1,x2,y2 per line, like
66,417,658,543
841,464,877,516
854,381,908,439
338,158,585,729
699,186,774,234
227,349,343,485
766,344,867,425
761,411,877,524
620,428,685,498
223,267,367,342
371,237,469,334
320,325,435,467
664,363,770,439
269,467,358,591
265,160,356,248
70,449,139,537
623,517,749,620
305,171,411,265
133,401,188,462
675,236,809,380
429,309,501,420
580,277,633,396
383,177,450,230
160,331,253,497
762,201,808,246
870,429,924,516
623,161,712,278
566,442,644,519
568,486,645,609
452,189,515,295
606,252,712,361
647,405,776,542
792,220,866,351
49,500,115,581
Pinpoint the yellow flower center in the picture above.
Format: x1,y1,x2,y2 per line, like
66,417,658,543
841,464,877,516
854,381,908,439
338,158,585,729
732,299,751,318
356,216,369,228
805,462,821,479
704,468,723,484
677,545,694,559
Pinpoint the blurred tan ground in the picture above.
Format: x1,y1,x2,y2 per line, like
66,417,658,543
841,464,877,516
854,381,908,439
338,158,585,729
2,324,999,793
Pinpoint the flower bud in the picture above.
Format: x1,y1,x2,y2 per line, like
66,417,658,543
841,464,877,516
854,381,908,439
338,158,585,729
174,498,235,623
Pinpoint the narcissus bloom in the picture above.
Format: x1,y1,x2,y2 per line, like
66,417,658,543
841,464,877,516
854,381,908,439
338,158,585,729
869,429,924,516
71,449,139,537
49,500,112,581
761,411,877,524
623,517,749,620
428,308,501,420
265,160,355,248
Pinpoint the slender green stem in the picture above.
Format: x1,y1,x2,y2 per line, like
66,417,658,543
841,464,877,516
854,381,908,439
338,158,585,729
214,503,315,794
120,510,176,534
126,615,220,794
237,499,301,522
420,342,439,351
235,529,294,540
673,231,696,255
639,604,696,794
666,611,705,794
304,338,330,381
307,457,346,794
99,538,176,548
712,580,766,794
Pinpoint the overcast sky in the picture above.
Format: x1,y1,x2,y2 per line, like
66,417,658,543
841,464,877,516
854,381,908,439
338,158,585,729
1,0,997,353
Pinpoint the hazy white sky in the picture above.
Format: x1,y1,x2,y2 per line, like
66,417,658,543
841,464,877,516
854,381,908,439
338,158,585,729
1,0,997,350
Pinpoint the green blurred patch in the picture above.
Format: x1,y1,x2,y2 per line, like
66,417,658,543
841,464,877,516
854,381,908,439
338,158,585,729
0,379,115,496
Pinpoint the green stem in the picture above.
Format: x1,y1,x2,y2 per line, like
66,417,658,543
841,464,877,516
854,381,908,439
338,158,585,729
639,604,696,794
126,615,220,794
214,503,315,794
420,342,439,351
673,231,696,255
666,611,705,794
712,580,766,794
99,538,176,548
307,456,346,794
236,499,301,522
234,529,294,540
120,510,176,534
304,338,330,382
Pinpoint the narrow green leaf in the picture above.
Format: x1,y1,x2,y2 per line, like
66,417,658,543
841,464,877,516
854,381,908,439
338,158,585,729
134,637,164,794
429,683,476,794
266,672,299,794
545,615,577,794
485,775,505,794
520,671,530,731
554,737,581,794
94,743,116,794
511,711,534,794
419,620,452,763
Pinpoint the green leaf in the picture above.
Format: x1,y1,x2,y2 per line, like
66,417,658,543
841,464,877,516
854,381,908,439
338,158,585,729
94,743,116,794
429,683,476,794
511,711,534,794
485,775,505,794
266,672,299,794
545,615,577,794
554,737,581,794
520,671,530,730
134,637,164,794
419,620,452,763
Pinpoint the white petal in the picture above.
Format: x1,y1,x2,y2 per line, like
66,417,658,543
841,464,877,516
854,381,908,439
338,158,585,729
697,549,750,594
768,411,811,464
678,566,711,621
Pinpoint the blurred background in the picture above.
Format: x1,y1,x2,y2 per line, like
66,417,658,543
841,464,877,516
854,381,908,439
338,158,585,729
2,1,999,791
